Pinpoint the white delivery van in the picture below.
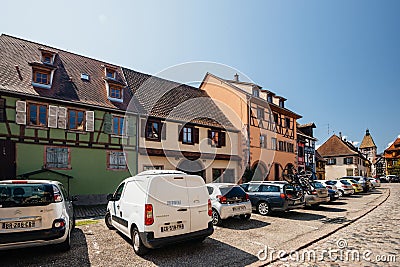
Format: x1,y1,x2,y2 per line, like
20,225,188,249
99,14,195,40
105,170,213,255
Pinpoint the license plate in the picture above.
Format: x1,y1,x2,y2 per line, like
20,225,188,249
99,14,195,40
233,206,246,211
161,223,184,232
2,221,36,229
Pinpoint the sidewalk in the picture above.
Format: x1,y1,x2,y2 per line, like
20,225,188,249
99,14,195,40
74,204,107,219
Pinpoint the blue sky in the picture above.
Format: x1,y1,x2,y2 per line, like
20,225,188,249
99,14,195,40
2,0,399,152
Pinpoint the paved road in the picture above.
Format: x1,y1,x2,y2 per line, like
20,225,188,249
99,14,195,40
269,183,399,267
0,184,394,267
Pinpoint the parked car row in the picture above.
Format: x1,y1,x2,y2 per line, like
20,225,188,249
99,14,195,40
0,171,384,256
380,175,400,183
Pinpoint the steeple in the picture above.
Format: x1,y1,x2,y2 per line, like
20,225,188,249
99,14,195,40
360,129,376,149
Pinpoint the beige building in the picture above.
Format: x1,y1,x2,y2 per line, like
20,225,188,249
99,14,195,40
317,134,370,179
123,68,242,183
359,129,377,177
200,73,301,181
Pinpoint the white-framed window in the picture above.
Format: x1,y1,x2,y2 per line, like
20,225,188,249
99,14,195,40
327,158,336,165
271,137,277,150
257,108,264,120
252,88,259,97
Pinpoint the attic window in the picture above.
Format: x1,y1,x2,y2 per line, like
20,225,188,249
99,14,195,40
81,73,90,80
41,51,55,65
34,70,50,85
106,68,116,79
110,87,122,99
279,99,285,108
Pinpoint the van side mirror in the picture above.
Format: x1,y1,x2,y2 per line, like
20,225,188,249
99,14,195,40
70,195,78,202
107,193,114,201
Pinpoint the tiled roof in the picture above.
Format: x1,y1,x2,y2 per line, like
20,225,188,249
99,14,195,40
317,134,358,157
298,123,316,129
123,68,235,129
384,137,400,159
315,150,326,162
360,129,377,149
0,34,140,112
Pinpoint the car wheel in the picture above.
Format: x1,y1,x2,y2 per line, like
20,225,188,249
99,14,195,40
132,226,149,256
211,209,222,226
57,230,71,251
240,214,251,220
338,190,344,197
257,201,271,216
105,211,115,230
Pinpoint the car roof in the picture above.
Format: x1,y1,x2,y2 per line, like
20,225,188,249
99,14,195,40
206,183,238,187
0,180,59,184
136,170,186,176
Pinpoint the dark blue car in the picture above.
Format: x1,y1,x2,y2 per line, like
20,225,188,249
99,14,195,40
240,182,304,216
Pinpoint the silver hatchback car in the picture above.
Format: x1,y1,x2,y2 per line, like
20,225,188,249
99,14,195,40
0,180,75,251
206,183,252,226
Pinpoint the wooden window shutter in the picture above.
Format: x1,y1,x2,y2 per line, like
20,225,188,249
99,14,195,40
178,124,183,141
194,127,199,144
0,98,5,122
85,111,95,132
220,132,226,147
15,100,26,125
161,122,166,140
48,105,58,128
58,107,67,129
208,129,212,145
126,115,136,137
103,113,112,134
140,118,147,137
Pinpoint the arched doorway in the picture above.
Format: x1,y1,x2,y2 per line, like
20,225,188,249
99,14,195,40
251,161,268,181
176,159,205,180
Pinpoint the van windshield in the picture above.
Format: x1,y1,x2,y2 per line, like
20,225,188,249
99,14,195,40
0,184,55,207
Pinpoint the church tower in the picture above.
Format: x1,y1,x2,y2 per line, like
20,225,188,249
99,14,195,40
360,129,377,176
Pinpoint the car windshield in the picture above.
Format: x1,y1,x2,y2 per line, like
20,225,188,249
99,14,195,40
0,183,55,207
312,182,325,189
219,186,246,197
325,180,336,185
349,179,358,184
340,180,351,185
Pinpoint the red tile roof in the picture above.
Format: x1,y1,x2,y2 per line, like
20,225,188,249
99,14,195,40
317,134,358,157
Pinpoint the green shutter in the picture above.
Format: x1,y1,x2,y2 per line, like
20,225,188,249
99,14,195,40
103,113,112,134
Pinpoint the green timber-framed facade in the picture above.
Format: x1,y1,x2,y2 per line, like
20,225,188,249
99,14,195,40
0,34,139,204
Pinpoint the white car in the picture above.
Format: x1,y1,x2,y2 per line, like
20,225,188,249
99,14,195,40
0,180,75,251
315,180,338,191
367,178,381,188
206,183,252,226
322,180,354,197
105,170,214,255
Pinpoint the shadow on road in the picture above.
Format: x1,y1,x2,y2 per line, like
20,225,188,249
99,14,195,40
312,205,347,213
142,237,259,266
324,201,347,205
117,231,259,266
273,210,326,221
0,229,90,267
219,217,270,230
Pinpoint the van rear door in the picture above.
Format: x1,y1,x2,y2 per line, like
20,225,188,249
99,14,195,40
186,175,209,233
147,175,190,238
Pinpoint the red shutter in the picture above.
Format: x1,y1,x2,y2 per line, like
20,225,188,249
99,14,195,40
220,132,226,147
194,127,199,144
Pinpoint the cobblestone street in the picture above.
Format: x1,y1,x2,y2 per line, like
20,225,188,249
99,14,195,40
270,184,399,266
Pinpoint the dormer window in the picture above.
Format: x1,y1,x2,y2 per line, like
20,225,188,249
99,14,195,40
39,49,56,65
279,99,285,108
267,94,273,103
34,70,50,85
105,68,116,80
110,86,122,99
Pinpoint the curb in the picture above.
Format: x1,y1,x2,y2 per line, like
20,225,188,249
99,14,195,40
258,187,391,266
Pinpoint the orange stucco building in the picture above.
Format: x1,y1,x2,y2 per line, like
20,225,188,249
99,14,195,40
200,73,301,181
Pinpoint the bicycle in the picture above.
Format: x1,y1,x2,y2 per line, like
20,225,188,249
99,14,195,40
281,166,315,201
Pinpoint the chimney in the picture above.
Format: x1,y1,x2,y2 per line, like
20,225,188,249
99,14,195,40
339,132,342,139
234,73,239,82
